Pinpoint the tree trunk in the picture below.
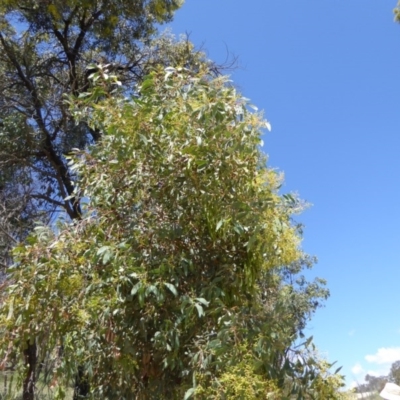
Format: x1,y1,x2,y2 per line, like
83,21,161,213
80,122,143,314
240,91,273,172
22,341,37,400
73,365,90,399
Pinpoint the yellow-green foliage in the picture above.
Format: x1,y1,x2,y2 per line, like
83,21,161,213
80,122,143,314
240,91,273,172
0,66,330,399
195,345,280,400
309,359,348,399
395,1,400,22
1,0,182,25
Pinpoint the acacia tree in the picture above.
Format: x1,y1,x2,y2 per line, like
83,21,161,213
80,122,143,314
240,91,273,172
0,66,345,399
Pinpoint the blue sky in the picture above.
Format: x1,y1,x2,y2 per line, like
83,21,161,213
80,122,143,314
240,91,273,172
168,0,400,388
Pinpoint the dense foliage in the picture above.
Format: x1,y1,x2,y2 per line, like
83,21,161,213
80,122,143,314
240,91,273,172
0,3,193,397
0,66,347,399
0,1,363,399
0,0,184,267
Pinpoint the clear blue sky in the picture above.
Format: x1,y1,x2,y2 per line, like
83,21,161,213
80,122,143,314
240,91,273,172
168,0,400,388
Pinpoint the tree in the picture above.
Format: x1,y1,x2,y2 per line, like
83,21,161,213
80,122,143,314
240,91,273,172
389,360,400,385
0,3,191,398
0,0,184,257
355,374,387,396
0,66,344,399
0,2,219,288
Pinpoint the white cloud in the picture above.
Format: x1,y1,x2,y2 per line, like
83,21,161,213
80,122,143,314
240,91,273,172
349,381,359,389
348,347,400,388
365,347,400,365
366,368,390,377
351,363,364,375
348,329,356,337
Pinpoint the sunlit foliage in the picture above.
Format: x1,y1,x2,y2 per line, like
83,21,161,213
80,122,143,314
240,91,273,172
0,66,346,398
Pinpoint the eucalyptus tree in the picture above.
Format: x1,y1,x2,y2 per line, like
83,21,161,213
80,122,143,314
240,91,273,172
0,66,345,399
0,0,185,265
0,2,188,398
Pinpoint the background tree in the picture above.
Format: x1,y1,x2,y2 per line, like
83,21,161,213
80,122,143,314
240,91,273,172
0,66,344,399
388,360,400,385
355,374,387,397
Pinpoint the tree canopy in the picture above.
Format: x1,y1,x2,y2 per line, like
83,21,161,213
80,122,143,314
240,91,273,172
0,0,185,267
0,66,346,399
0,1,354,399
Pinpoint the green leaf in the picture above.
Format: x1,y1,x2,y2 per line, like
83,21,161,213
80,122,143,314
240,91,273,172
97,246,110,255
164,282,178,296
194,303,204,317
184,387,195,400
131,282,141,296
334,366,342,374
6,299,14,321
305,336,313,347
195,297,209,306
